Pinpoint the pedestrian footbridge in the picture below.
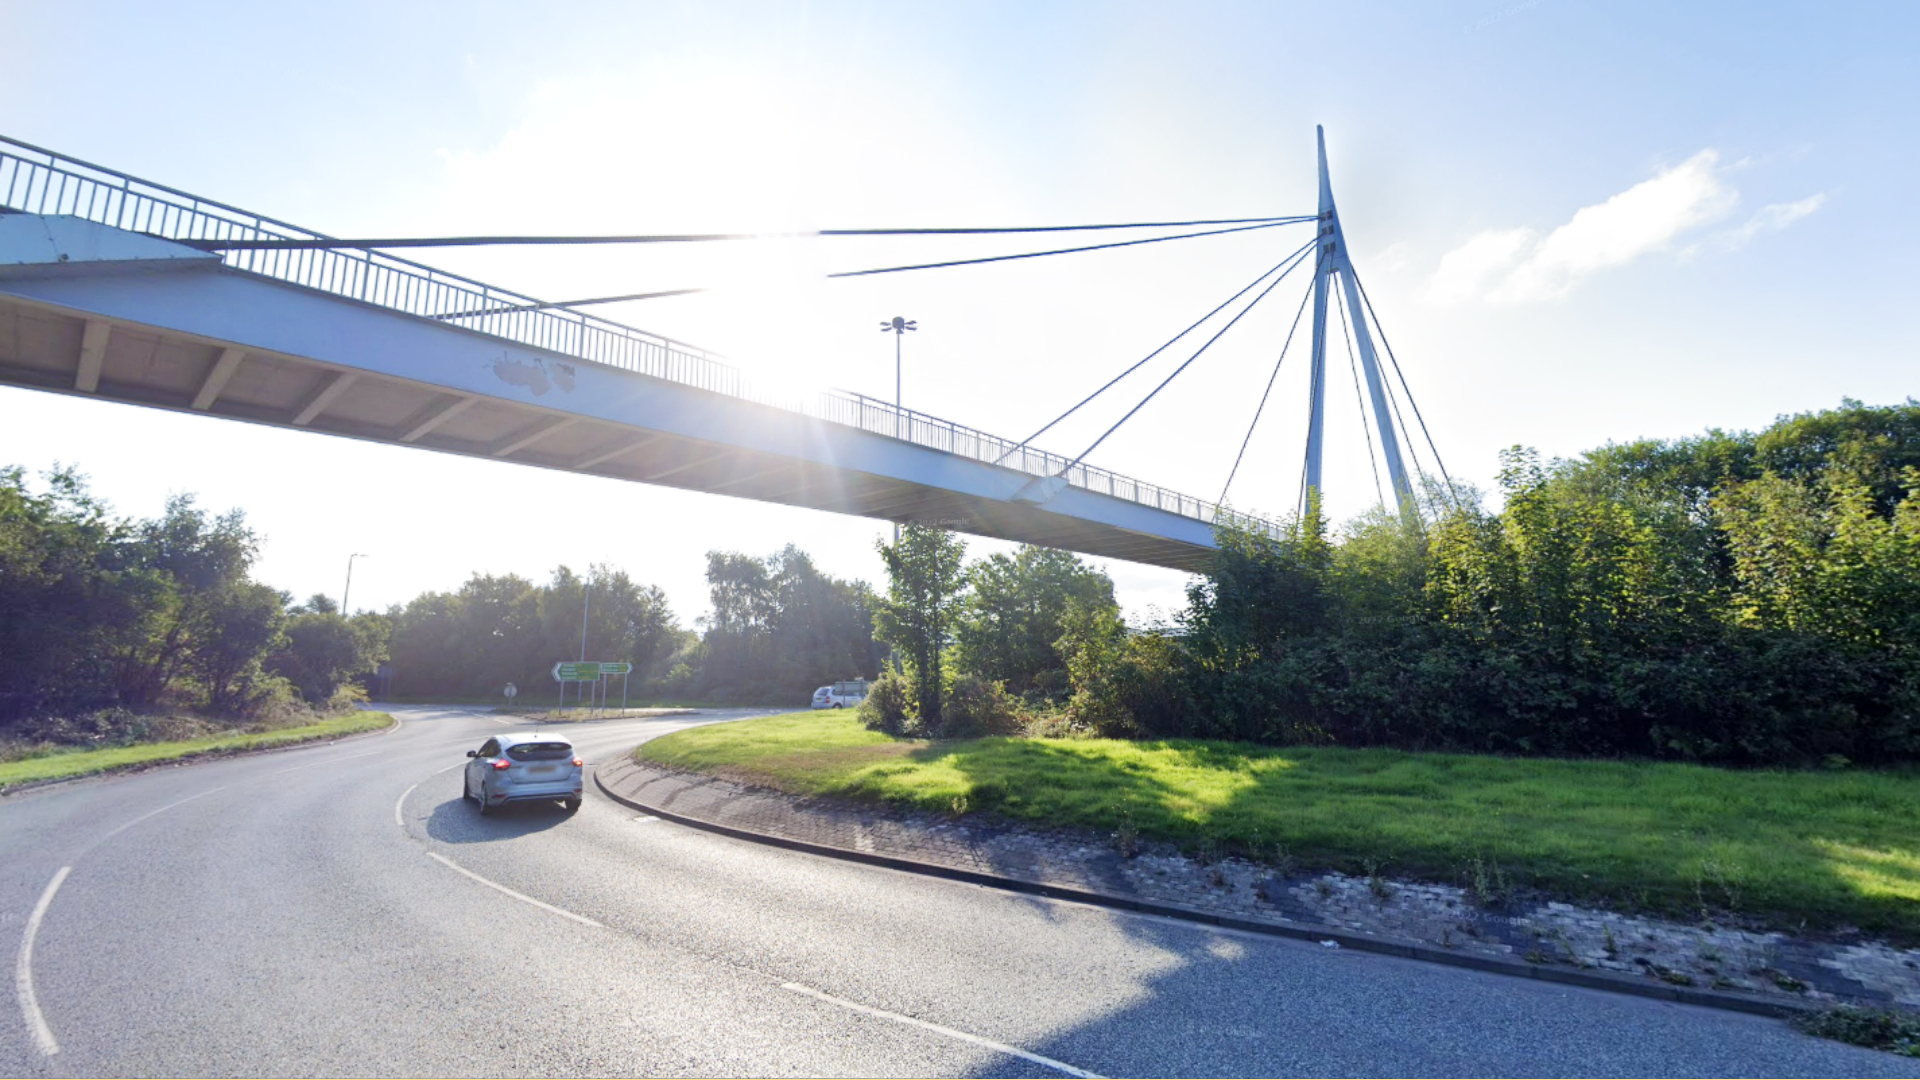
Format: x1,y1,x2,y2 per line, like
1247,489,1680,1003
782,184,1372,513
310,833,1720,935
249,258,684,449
0,137,1281,571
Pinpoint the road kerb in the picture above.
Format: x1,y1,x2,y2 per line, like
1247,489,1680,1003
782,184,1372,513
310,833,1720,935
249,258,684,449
595,758,1811,1022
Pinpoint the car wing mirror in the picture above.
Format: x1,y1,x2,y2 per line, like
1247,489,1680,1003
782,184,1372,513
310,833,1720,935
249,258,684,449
467,750,479,758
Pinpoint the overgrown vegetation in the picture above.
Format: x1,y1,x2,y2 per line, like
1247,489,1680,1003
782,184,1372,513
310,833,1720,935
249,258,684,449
384,564,683,699
1059,399,1920,766
1,467,380,731
1796,1006,1920,1057
685,545,883,702
2,464,888,729
861,526,1123,738
640,711,1920,938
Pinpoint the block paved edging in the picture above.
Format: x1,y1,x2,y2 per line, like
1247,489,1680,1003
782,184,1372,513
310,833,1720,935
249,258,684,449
595,756,1811,1021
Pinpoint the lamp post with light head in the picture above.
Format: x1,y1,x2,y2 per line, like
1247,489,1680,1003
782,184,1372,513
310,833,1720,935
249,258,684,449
341,553,370,615
880,316,917,542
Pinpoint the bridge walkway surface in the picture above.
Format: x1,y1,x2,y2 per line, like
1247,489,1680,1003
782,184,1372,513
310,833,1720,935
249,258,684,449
0,137,1280,571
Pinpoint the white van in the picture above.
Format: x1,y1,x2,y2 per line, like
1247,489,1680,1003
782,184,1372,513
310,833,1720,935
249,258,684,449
810,679,870,709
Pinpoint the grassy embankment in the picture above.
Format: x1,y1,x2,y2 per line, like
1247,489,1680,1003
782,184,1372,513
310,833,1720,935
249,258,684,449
639,711,1920,938
0,712,395,790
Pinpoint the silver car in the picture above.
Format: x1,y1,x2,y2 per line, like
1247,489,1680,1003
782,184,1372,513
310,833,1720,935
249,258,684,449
465,733,584,815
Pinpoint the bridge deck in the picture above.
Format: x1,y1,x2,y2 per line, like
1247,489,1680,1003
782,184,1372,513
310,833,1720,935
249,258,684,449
0,137,1280,571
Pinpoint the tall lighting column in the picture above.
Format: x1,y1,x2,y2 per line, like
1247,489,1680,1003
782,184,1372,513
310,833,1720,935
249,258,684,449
341,552,370,615
880,316,917,543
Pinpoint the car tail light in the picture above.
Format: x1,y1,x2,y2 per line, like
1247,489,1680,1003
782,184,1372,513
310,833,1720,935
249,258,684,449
492,758,511,770
572,756,584,767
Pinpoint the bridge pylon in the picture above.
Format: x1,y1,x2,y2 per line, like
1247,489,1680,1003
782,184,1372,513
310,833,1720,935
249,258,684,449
1303,125,1415,521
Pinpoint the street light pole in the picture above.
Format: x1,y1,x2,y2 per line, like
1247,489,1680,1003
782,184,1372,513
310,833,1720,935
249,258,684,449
879,316,917,543
578,579,590,708
341,553,370,615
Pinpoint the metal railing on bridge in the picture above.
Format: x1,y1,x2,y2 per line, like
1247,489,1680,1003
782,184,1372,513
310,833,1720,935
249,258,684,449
0,136,1282,542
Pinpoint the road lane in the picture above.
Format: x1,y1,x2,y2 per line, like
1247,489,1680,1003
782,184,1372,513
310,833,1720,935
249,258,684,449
1,704,1913,1077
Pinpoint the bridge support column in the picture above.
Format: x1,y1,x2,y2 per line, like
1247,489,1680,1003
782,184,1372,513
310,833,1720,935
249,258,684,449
1302,125,1416,522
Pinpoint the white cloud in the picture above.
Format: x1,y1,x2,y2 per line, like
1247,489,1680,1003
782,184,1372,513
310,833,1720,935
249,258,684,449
1369,240,1415,274
1426,150,1742,306
1719,193,1827,250
1424,227,1534,307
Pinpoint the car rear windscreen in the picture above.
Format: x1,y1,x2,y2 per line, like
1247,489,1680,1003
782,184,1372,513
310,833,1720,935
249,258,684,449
506,742,573,761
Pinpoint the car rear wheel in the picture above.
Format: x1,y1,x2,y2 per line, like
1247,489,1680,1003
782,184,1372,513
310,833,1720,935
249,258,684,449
477,784,494,816
563,798,582,813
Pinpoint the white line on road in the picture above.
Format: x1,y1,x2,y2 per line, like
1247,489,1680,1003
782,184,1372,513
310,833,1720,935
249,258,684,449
16,867,70,1057
395,761,466,828
779,982,1103,1079
95,787,227,845
424,852,603,928
395,782,421,828
264,746,391,777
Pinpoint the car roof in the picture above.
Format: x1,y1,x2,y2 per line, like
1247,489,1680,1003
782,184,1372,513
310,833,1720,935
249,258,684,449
496,732,573,747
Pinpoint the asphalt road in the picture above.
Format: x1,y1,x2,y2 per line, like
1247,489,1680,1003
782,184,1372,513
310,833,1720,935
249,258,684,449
0,704,1913,1078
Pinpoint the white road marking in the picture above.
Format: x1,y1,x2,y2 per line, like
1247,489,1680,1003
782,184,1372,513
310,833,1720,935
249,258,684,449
395,761,467,828
16,867,70,1057
424,852,603,928
94,787,228,845
779,982,1103,1079
263,746,390,777
395,782,422,827
630,815,659,823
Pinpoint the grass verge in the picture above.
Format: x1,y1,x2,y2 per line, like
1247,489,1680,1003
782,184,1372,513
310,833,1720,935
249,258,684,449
0,712,395,791
638,711,1920,939
1797,1007,1920,1056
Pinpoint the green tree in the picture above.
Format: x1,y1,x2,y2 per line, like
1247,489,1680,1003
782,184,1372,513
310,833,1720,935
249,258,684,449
191,581,287,711
952,545,1115,699
111,494,260,708
271,610,366,704
298,593,339,615
694,547,878,701
873,525,967,727
0,466,154,720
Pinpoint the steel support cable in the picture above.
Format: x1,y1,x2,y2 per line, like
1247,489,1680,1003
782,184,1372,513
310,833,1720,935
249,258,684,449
1350,269,1459,507
179,216,1318,251
998,237,1317,467
1337,282,1388,510
435,219,1310,319
1057,237,1319,478
1366,315,1434,509
823,219,1299,279
1346,276,1429,496
1218,250,1323,506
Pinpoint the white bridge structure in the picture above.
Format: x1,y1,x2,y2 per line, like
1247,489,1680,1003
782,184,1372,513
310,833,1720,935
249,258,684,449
0,132,1430,571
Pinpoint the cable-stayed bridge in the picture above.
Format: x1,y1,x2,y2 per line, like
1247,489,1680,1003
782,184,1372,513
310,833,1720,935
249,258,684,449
0,129,1447,572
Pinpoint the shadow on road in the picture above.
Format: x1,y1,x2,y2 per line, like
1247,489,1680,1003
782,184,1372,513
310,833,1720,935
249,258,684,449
423,792,574,844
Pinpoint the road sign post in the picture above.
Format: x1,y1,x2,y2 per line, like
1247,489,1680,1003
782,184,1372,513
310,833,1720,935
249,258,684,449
552,662,631,717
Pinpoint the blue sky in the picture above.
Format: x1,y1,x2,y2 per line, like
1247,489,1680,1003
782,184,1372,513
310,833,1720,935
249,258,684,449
2,1,1915,625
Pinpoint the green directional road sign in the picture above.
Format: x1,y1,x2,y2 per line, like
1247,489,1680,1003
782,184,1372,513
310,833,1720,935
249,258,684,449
552,661,632,681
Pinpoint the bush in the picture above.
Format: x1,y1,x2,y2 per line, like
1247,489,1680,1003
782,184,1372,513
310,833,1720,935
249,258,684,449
11,707,235,748
937,673,1019,739
1058,599,1189,738
857,669,914,736
1796,1006,1920,1057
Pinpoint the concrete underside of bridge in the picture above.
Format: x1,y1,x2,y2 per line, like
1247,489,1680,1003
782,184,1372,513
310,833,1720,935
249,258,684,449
0,217,1221,572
